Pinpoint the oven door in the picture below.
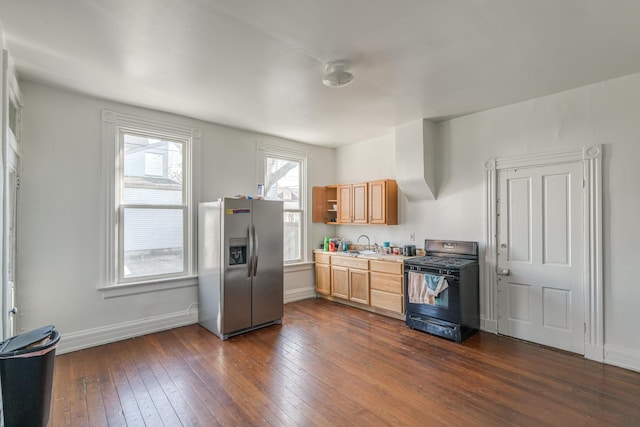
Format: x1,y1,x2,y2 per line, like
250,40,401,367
404,270,460,324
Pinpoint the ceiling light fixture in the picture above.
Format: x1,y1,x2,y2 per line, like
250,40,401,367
322,60,354,88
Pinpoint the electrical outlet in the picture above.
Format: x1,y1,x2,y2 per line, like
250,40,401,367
410,232,415,241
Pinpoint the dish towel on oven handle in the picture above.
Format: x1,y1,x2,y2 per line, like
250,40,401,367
408,272,449,305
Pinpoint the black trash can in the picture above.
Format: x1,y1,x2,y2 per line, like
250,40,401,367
0,325,60,427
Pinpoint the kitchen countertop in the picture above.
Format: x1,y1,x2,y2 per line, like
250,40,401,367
313,249,417,262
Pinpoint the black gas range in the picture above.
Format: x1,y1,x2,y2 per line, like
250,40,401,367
404,240,479,342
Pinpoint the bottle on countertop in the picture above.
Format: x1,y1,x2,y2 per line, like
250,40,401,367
323,236,329,252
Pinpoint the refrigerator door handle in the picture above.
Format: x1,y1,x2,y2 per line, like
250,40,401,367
252,225,259,276
247,226,253,277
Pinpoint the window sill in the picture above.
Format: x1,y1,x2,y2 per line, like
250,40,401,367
98,275,198,299
284,262,315,273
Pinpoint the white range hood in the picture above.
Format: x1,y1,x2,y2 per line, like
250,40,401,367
395,119,437,201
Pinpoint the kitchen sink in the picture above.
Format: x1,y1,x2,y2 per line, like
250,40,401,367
347,250,378,257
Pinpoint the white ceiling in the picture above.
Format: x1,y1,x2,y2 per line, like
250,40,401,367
1,0,640,147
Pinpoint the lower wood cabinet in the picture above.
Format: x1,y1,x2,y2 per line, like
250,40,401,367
330,265,349,299
348,268,370,305
315,253,331,295
330,256,369,305
369,260,404,314
314,252,404,318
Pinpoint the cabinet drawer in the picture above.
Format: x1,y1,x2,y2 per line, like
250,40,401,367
370,272,403,293
371,290,403,313
369,260,403,275
315,252,331,264
330,256,369,270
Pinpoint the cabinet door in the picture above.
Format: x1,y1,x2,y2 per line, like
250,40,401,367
331,266,350,299
369,180,398,225
370,272,403,293
370,290,403,313
337,185,352,223
369,180,386,224
370,268,403,313
349,268,370,305
315,263,331,295
312,186,327,223
352,183,368,224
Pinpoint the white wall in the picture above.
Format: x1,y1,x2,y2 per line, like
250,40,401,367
19,71,640,370
335,72,640,372
18,81,333,352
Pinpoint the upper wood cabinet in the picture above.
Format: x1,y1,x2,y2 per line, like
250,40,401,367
369,180,398,225
312,185,338,224
313,179,398,225
337,184,352,223
338,183,367,224
352,183,368,223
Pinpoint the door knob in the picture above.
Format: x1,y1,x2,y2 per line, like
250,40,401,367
500,243,507,248
9,307,17,315
497,268,510,276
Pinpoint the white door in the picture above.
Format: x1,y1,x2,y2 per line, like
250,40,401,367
497,162,584,354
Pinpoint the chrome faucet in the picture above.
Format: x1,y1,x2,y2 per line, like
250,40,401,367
357,234,370,251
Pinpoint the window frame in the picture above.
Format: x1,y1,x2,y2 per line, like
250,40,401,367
259,143,309,265
101,111,199,294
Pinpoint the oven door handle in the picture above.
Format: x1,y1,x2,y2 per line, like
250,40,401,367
406,271,458,281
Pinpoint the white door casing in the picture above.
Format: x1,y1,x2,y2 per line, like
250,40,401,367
497,163,584,353
5,166,19,337
483,146,603,361
2,49,22,340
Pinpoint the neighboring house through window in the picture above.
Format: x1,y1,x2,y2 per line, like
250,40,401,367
261,143,309,264
101,111,199,290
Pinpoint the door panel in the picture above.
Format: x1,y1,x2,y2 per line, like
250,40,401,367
349,269,369,305
508,282,530,322
543,174,570,265
251,199,283,326
315,264,331,295
337,185,352,223
507,177,531,262
352,183,368,223
498,162,584,354
222,198,253,334
331,266,349,299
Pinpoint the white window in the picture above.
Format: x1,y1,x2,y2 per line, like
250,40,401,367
102,111,199,290
261,145,308,264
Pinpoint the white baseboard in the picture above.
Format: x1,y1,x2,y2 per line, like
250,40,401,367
57,289,316,354
284,286,316,304
604,344,640,373
56,308,198,355
584,343,605,363
481,317,498,333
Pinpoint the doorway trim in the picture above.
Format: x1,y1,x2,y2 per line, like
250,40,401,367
483,145,603,362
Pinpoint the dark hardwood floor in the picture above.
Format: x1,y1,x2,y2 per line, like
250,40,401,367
51,298,640,426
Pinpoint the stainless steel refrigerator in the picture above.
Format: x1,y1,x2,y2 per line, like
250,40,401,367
198,198,283,340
